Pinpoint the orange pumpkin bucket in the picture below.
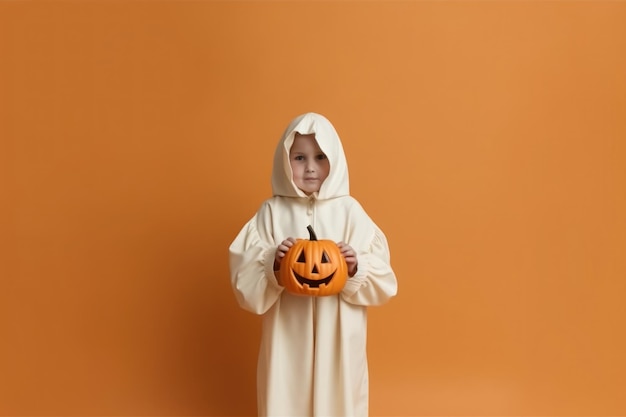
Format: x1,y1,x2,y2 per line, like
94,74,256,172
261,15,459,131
280,225,348,296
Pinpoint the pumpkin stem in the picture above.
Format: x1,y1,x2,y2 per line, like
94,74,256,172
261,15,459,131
307,225,318,241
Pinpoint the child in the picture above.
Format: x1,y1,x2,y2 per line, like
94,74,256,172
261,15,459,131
229,112,398,417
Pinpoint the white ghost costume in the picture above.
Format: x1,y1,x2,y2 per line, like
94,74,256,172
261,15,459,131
229,113,398,417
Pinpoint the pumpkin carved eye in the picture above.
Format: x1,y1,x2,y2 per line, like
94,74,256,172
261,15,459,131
279,225,348,297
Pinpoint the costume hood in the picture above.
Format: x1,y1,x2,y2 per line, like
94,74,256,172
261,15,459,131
271,112,350,199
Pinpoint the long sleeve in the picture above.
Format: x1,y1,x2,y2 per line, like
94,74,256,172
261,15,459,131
229,215,284,315
340,223,398,306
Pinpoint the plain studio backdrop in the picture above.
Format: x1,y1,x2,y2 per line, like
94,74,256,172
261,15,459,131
1,1,625,416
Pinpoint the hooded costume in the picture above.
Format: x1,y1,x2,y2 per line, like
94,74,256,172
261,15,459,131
229,113,398,417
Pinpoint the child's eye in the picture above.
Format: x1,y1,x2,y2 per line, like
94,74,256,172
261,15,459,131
294,155,305,161
316,154,327,160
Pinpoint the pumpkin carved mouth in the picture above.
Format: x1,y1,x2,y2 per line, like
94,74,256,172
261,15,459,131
293,270,335,288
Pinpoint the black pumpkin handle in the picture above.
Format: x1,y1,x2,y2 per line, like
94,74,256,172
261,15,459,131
306,225,318,241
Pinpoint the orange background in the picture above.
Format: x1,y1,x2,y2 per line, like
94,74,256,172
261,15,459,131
1,1,626,416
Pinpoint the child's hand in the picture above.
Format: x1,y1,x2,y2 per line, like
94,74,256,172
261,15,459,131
274,237,297,271
337,242,358,277
274,238,297,285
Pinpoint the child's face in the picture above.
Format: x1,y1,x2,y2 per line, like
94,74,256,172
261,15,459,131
289,133,330,196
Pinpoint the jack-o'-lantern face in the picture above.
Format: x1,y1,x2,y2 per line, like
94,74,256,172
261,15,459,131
279,225,348,296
